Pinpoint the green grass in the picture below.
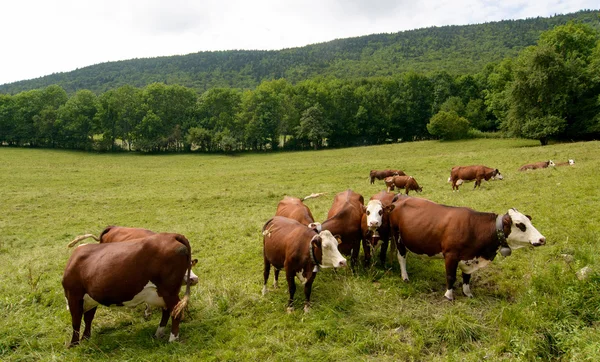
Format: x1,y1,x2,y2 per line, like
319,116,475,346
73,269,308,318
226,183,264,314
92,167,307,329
1,138,599,361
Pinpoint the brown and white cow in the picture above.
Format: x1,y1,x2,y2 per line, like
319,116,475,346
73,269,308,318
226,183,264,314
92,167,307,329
370,169,405,184
388,197,546,300
262,216,347,312
555,159,575,167
518,160,555,171
321,189,366,266
384,175,423,195
275,193,324,232
361,191,397,264
62,233,195,347
449,165,503,191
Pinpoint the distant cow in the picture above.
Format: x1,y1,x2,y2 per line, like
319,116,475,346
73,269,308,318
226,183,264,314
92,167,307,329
518,160,555,171
555,159,575,167
262,216,347,312
449,165,503,191
275,193,324,231
321,190,366,266
370,169,405,184
389,197,546,300
384,175,423,194
62,233,196,347
361,191,397,264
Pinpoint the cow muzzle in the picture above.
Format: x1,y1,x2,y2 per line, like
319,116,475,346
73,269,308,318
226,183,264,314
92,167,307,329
532,237,546,247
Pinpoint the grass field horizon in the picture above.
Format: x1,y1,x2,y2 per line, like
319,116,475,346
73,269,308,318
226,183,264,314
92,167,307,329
1,138,599,361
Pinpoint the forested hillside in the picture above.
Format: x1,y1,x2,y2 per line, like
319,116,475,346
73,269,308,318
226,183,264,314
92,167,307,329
1,10,598,95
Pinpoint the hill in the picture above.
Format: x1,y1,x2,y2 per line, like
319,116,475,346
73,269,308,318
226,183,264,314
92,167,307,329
0,10,598,95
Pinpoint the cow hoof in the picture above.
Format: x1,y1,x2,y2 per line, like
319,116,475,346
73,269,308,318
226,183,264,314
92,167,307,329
168,333,178,342
444,289,454,301
286,306,294,313
303,305,311,313
155,327,165,339
261,285,267,296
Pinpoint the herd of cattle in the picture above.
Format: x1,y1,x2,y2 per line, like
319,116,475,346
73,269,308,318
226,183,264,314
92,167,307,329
62,159,574,347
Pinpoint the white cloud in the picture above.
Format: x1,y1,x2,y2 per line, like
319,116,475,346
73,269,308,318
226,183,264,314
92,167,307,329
0,0,597,85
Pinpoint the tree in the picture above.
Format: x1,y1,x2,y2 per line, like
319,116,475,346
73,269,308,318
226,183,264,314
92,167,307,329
296,104,329,149
427,111,470,140
58,90,99,149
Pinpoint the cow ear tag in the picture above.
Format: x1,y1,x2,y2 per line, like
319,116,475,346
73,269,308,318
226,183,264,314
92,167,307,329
500,247,512,257
334,235,343,244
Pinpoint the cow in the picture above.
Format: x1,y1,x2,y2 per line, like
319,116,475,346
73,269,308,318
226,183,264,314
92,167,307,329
518,160,555,171
555,159,575,167
62,233,195,347
384,175,423,195
370,169,405,184
67,226,199,317
320,189,366,266
262,216,347,312
275,193,324,232
361,191,397,264
388,197,546,300
449,165,503,191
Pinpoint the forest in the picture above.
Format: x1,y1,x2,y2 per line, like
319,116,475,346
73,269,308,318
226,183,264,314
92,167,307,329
0,12,599,152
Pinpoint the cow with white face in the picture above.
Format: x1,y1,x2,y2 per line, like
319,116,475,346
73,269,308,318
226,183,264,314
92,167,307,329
262,216,347,313
361,192,397,264
389,196,547,300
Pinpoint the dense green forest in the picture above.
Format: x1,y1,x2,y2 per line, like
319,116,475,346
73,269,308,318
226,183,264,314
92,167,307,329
0,12,599,152
1,10,598,95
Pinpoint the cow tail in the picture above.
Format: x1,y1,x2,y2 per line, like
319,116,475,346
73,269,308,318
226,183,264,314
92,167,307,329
67,234,100,247
172,234,193,319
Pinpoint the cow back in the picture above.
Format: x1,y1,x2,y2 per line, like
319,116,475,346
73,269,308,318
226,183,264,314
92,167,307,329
275,197,316,225
100,226,155,243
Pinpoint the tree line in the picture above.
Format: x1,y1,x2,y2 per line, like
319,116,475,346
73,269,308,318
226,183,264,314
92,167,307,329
0,23,599,152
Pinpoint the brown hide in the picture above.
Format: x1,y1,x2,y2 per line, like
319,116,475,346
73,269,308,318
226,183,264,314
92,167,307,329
369,169,405,184
62,233,193,347
321,190,365,265
384,175,422,194
99,226,155,243
262,216,321,311
389,197,508,297
360,191,397,264
275,196,316,226
450,165,500,190
518,161,551,171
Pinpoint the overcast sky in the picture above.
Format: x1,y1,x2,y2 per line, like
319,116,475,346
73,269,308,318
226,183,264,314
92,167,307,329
1,0,597,85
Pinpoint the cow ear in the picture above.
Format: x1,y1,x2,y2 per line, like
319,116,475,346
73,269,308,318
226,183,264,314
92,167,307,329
526,214,532,221
191,259,198,267
311,235,322,248
385,204,395,213
334,235,343,244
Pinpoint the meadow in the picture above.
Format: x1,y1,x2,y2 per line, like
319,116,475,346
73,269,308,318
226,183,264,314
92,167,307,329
0,138,599,361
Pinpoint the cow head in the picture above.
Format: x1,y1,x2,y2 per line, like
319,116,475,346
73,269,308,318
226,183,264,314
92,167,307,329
308,222,322,233
184,259,199,286
504,209,546,249
568,159,575,165
312,230,347,268
492,169,504,180
548,160,556,167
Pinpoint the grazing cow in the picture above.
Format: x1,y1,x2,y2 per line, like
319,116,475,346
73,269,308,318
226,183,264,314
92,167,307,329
361,191,397,264
262,216,347,312
389,197,546,300
275,193,324,232
384,175,423,195
449,165,503,191
370,169,405,184
518,160,555,171
555,159,575,167
62,233,195,347
321,190,366,266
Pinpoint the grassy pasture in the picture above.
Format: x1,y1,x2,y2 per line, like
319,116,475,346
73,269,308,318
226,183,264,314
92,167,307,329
0,138,599,361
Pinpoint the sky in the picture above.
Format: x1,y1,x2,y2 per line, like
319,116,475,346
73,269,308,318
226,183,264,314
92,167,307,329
1,0,597,85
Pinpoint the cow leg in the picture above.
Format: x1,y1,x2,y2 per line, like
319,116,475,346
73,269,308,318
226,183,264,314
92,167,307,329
443,256,460,301
396,245,409,282
362,238,372,265
303,273,317,313
165,296,182,342
462,273,473,298
66,296,84,347
379,239,388,265
274,269,280,289
286,272,296,313
262,259,271,296
351,242,360,269
155,308,169,339
82,307,97,341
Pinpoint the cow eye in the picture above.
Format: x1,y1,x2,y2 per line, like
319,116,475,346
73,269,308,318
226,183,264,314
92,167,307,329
379,210,383,215
366,211,370,215
515,223,527,232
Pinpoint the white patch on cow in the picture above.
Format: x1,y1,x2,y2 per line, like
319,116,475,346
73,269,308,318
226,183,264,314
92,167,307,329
397,251,409,281
273,279,279,289
169,333,178,342
296,270,307,284
548,160,555,166
308,222,322,232
121,282,166,309
366,200,384,230
185,269,199,286
261,285,268,296
65,297,69,310
568,159,575,165
431,252,444,259
506,209,546,248
83,294,100,312
317,230,347,268
456,179,464,185
155,326,165,338
444,289,454,300
458,257,491,274
462,284,473,298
